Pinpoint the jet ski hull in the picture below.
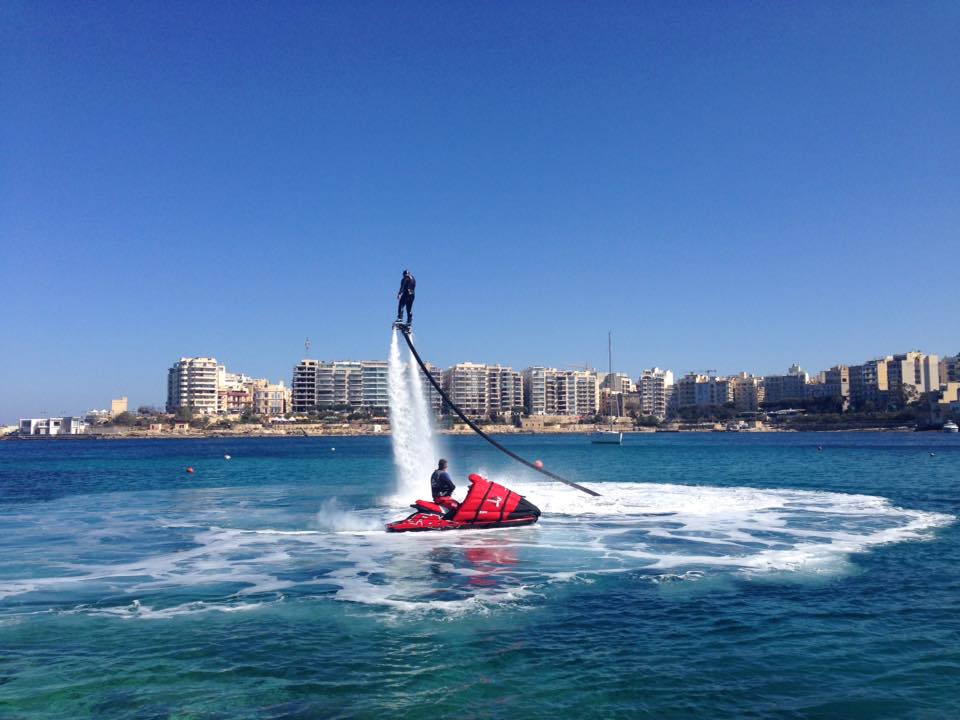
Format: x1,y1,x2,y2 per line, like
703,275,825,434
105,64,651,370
386,474,540,533
386,513,540,533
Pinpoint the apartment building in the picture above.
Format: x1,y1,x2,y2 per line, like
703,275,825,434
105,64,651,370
940,353,960,384
762,364,809,405
443,362,523,418
167,357,221,415
728,373,763,412
252,381,291,417
292,359,418,414
443,362,489,417
218,371,257,414
420,362,444,416
522,367,598,416
637,368,674,419
823,365,850,399
848,358,890,408
292,359,321,414
887,351,940,400
487,365,524,413
804,365,850,402
675,374,731,408
602,372,635,394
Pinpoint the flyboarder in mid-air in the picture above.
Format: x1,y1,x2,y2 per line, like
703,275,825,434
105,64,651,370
395,269,416,330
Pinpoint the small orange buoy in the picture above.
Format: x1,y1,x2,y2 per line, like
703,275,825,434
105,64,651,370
186,467,195,474
534,460,543,469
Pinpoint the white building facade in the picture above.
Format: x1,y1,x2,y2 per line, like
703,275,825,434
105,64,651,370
167,357,221,415
638,368,675,419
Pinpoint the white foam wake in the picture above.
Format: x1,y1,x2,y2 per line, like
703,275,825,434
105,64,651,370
1,480,950,619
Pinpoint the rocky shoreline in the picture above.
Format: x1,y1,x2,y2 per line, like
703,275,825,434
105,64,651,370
4,424,922,441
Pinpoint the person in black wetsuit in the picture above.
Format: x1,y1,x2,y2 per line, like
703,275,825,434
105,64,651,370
430,459,457,510
396,269,416,326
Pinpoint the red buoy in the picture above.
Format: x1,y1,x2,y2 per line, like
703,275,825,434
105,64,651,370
186,467,195,474
534,460,543,469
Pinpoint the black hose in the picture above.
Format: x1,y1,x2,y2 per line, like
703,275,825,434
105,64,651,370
399,328,600,497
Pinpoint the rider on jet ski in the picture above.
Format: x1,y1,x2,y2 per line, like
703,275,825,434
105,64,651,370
431,459,459,511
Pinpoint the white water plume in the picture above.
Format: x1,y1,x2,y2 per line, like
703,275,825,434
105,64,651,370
388,329,441,500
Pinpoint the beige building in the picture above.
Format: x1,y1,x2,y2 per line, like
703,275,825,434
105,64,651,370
675,374,731,408
522,367,598,416
887,351,939,403
849,358,889,408
762,364,809,405
110,397,128,417
728,373,762,412
805,366,850,402
940,353,960,384
602,372,634,394
168,357,284,416
252,381,291,417
443,362,523,418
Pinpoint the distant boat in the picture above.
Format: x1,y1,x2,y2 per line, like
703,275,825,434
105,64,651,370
944,420,959,433
592,331,623,445
591,430,624,444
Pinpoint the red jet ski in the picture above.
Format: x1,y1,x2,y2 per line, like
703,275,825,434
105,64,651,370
386,473,541,532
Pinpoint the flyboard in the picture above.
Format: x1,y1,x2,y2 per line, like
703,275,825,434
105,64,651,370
386,321,598,533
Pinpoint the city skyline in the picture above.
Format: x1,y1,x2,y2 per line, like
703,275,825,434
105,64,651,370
8,344,958,424
3,4,958,421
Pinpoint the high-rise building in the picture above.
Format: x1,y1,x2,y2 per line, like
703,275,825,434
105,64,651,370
361,361,389,413
848,358,890,408
292,359,321,413
886,351,940,402
762,365,809,405
675,374,731,408
487,365,524,413
443,363,523,418
522,367,598,416
168,357,284,416
443,362,489,417
728,373,762,412
637,368,674,419
420,362,444,416
167,357,221,415
292,359,415,414
823,365,850,399
940,353,960,384
602,372,634,394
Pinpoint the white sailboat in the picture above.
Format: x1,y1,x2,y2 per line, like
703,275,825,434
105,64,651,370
591,331,623,445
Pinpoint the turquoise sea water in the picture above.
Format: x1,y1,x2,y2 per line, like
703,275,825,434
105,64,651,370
1,433,958,719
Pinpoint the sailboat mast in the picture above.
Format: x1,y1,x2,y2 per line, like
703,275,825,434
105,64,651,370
608,331,612,376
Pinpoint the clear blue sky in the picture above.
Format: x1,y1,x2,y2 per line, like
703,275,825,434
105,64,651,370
2,2,958,421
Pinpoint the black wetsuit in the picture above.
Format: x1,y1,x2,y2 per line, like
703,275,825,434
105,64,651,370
430,469,455,500
397,273,416,324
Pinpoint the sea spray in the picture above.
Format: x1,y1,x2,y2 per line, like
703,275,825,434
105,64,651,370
387,329,441,500
313,499,382,532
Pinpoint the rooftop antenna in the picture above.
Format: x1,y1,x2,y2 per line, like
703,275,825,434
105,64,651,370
305,337,312,359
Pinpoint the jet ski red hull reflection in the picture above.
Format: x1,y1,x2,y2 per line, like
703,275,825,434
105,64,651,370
386,474,540,532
